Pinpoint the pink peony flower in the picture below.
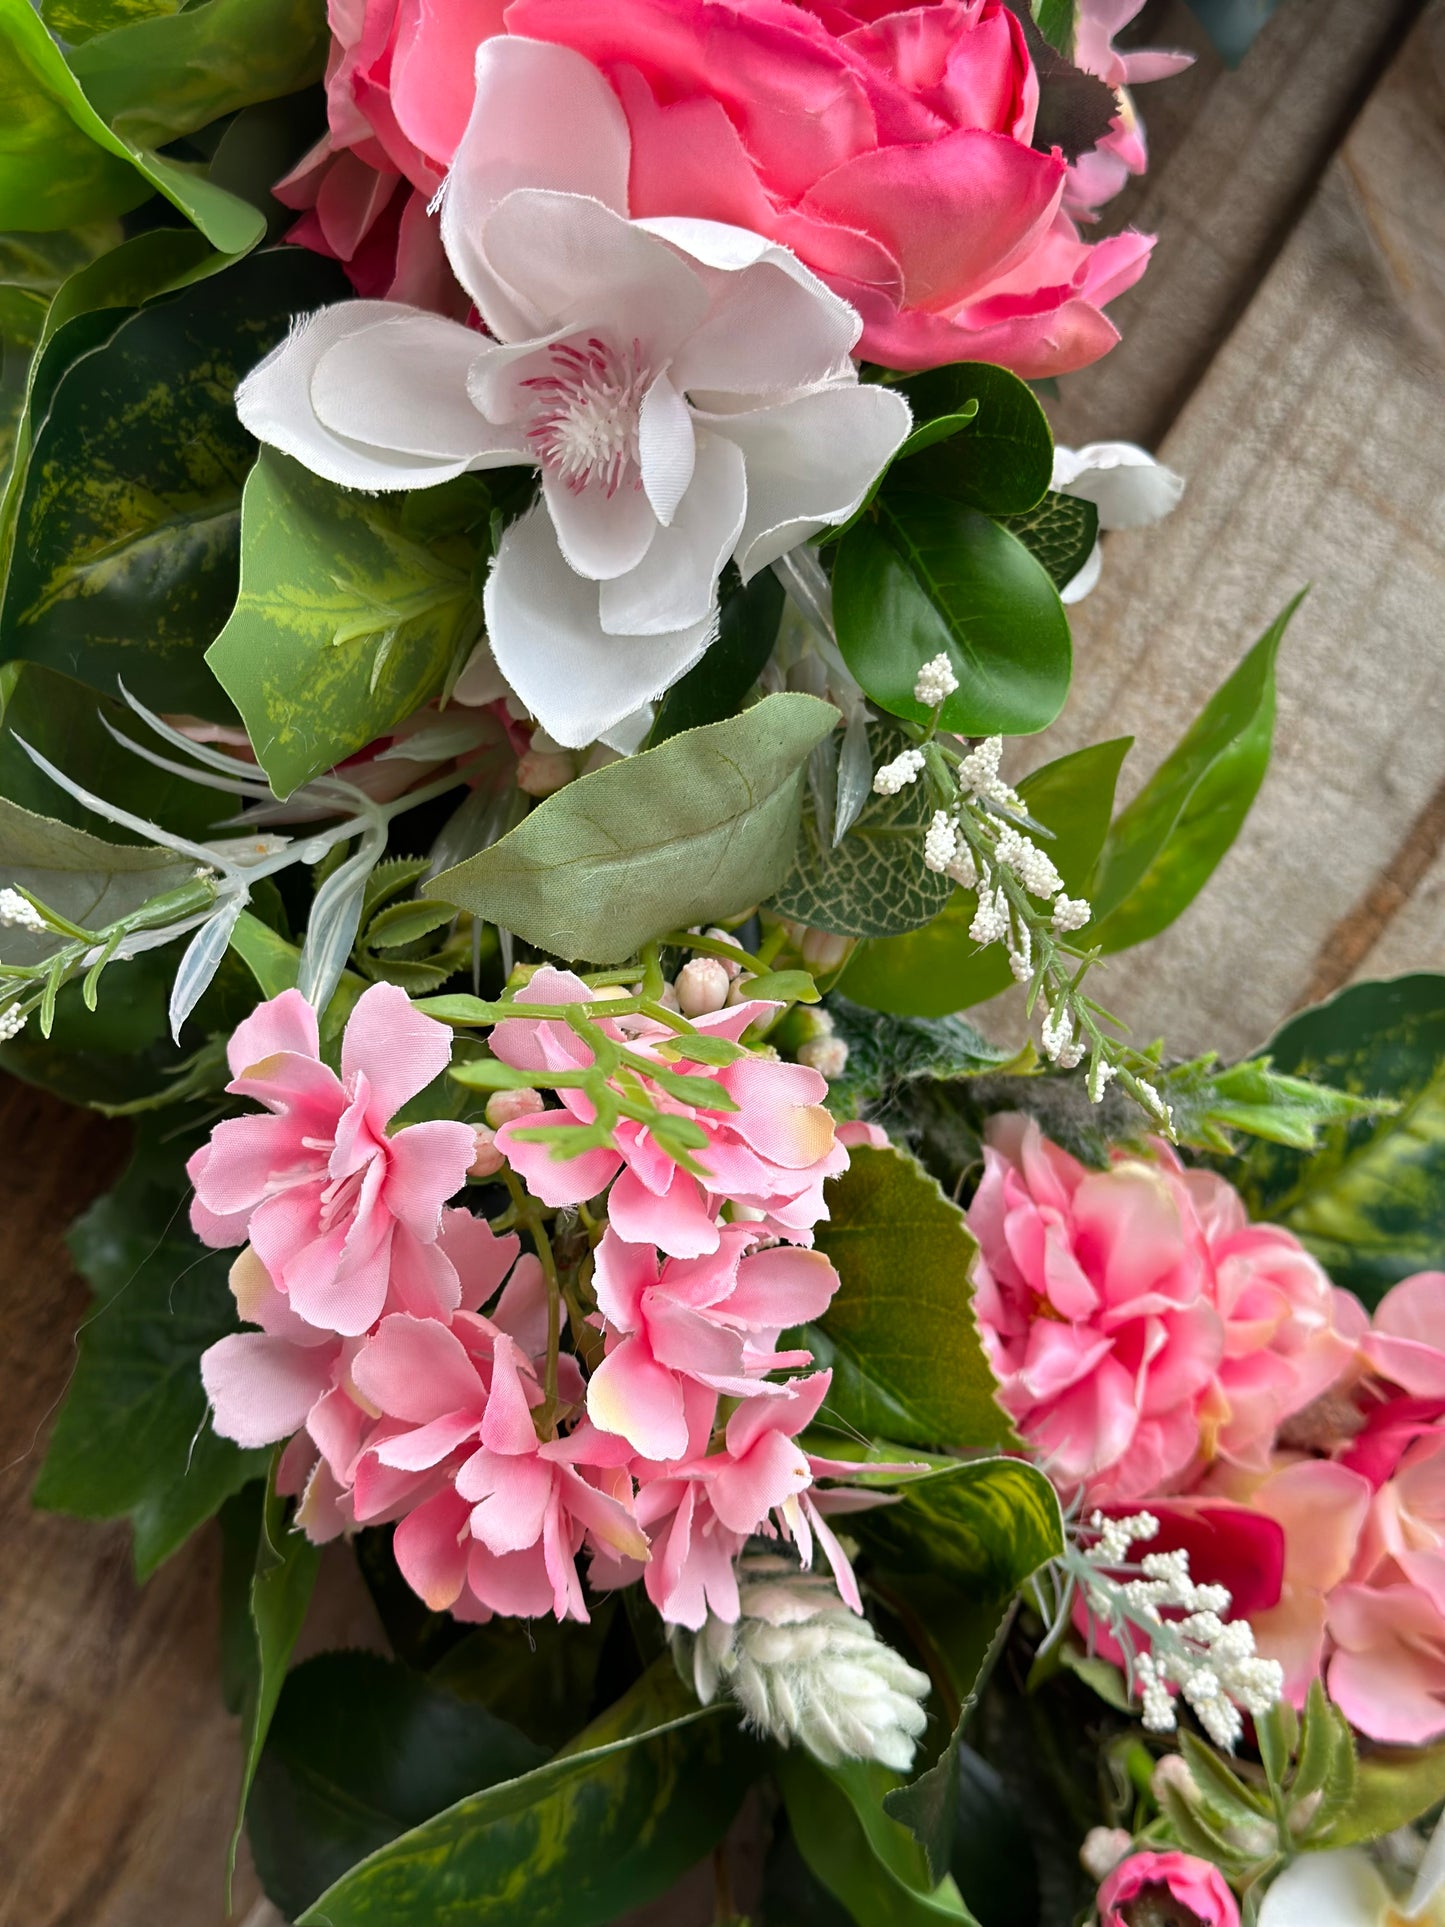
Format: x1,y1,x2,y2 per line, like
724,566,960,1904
489,968,847,1259
188,984,477,1337
967,1114,1223,1505
281,0,1152,377
1098,1851,1240,1927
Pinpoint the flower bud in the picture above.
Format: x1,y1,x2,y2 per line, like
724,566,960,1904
701,929,745,980
791,922,855,974
515,747,575,796
485,1087,546,1129
467,1126,504,1178
1150,1752,1197,1805
676,957,731,1017
798,1035,849,1081
1079,1828,1133,1882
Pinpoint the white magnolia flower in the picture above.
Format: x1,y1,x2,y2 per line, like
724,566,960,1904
1052,441,1185,603
1258,1825,1445,1927
236,36,911,749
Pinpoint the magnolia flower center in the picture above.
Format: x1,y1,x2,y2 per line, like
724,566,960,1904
522,336,650,496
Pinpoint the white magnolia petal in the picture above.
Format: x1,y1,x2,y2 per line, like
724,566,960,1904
486,507,716,751
638,372,696,526
1256,1851,1390,1927
452,640,510,708
310,309,526,464
600,435,746,638
440,37,632,338
542,470,657,582
1060,540,1103,604
1410,1809,1445,1918
598,706,655,755
708,384,913,580
466,329,572,427
480,190,708,361
1054,441,1185,529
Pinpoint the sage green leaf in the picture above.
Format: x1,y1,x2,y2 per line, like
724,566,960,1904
770,720,954,938
1089,594,1300,951
650,566,783,743
777,1754,974,1927
228,907,301,998
31,1121,266,1575
1,251,346,718
840,737,1131,1018
895,363,1054,515
0,0,265,248
1234,974,1445,1306
434,693,838,965
207,448,484,796
68,0,329,149
810,1143,1013,1451
996,491,1098,591
833,498,1071,737
292,1661,758,1927
1315,1741,1445,1848
0,793,191,965
248,1651,549,1921
42,0,180,42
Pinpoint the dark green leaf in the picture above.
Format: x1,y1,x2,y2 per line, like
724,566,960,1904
1233,974,1445,1306
208,448,483,795
841,738,1131,1018
430,1609,617,1751
824,997,1022,1120
857,1457,1063,1610
1089,596,1299,951
889,1735,1040,1927
1029,0,1078,58
31,1121,267,1574
290,1661,758,1927
833,498,1071,737
995,492,1098,592
434,693,838,966
810,1143,1014,1451
1,250,347,717
895,364,1054,516
650,566,783,743
1022,10,1120,161
42,0,180,42
249,1650,549,1921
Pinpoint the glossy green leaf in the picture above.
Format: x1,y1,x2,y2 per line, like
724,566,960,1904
31,1121,266,1574
833,498,1071,737
841,737,1131,1018
435,693,837,966
1089,595,1299,951
995,491,1098,592
858,1456,1063,1605
207,448,484,795
1029,0,1078,57
895,363,1054,516
0,0,265,248
42,0,180,41
430,1610,616,1751
228,908,302,999
292,1661,758,1927
249,1651,550,1921
770,720,954,938
778,1754,974,1927
810,1143,1013,1451
1234,974,1445,1306
2,250,346,718
68,0,329,150
650,566,783,743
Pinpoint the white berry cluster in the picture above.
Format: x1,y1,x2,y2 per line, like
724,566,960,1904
0,886,47,932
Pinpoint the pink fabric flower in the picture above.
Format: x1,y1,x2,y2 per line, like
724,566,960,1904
1098,1851,1240,1927
1064,0,1192,218
489,968,847,1259
188,984,477,1337
967,1114,1223,1505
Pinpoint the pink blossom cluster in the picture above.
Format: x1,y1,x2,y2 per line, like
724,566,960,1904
275,0,1161,379
194,972,873,1630
968,1112,1445,1746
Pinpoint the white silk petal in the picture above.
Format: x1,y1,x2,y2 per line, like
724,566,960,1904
1053,440,1185,529
638,372,696,526
599,435,746,638
310,308,527,464
541,469,657,582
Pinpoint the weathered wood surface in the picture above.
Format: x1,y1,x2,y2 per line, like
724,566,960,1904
3,2,1443,1920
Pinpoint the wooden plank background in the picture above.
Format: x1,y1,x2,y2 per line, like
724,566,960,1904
2,2,1442,1919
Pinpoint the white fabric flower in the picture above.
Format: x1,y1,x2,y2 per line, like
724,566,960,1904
1051,441,1185,603
236,36,911,748
1258,1835,1445,1927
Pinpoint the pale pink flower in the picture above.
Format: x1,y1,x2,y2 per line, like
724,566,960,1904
188,984,477,1336
1098,1852,1240,1927
585,1223,840,1460
490,968,847,1258
1065,0,1192,219
1359,1271,1445,1399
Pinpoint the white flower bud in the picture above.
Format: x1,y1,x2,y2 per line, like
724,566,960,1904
0,1002,27,1042
1150,1752,1197,1805
0,888,46,932
923,810,957,874
485,1087,546,1129
700,929,746,980
676,956,731,1017
872,748,925,796
798,1035,849,1081
913,654,958,706
1080,1827,1133,1882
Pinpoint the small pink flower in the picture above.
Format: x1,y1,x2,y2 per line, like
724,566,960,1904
188,984,477,1336
489,968,847,1258
1098,1851,1240,1927
1064,0,1192,219
1359,1272,1445,1399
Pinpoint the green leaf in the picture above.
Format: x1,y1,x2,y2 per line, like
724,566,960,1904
290,1660,758,1927
0,793,191,964
833,497,1071,737
1315,1741,1445,1847
248,1651,550,1921
1159,1053,1389,1158
430,1610,616,1751
1,250,347,718
823,996,1022,1120
769,720,954,938
68,0,329,150
810,1143,1013,1451
31,1121,267,1574
42,0,181,42
228,907,302,998
1233,974,1445,1306
1088,595,1300,951
778,1754,974,1927
1176,1732,1271,1827
208,448,484,795
649,566,783,743
434,693,838,966
995,492,1098,592
1029,0,1078,59
841,737,1131,1017
857,1456,1063,1607
0,0,265,249
895,364,1054,516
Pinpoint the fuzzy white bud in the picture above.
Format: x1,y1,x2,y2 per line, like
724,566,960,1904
1080,1828,1134,1882
676,956,732,1017
872,748,926,797
913,654,958,706
923,810,958,874
798,1035,849,1081
0,888,46,933
0,1001,26,1042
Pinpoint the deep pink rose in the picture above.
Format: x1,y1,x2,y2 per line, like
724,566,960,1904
280,0,1152,377
1098,1851,1240,1927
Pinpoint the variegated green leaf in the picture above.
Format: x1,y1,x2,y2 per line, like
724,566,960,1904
996,490,1098,591
855,1455,1064,1600
41,0,180,41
